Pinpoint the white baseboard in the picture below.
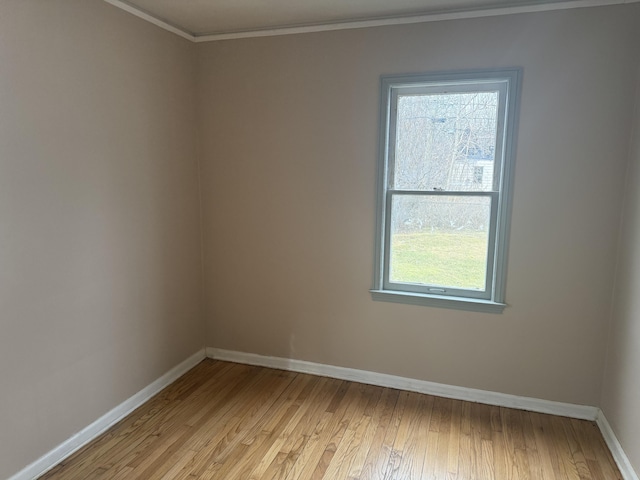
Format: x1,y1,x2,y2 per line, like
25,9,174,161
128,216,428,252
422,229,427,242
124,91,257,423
596,410,640,480
8,349,206,480
206,347,598,420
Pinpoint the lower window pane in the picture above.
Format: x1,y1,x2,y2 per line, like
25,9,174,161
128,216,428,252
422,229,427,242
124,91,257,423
389,195,491,290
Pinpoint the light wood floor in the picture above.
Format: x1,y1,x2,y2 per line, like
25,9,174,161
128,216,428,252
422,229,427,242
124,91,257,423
40,359,621,480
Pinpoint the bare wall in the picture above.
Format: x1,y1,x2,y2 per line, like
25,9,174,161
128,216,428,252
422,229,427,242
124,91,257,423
0,1,203,477
601,66,640,477
198,4,640,406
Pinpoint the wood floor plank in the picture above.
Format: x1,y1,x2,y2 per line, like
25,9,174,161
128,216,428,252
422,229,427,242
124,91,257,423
434,397,453,479
287,382,361,480
562,417,592,480
491,408,510,480
457,401,473,480
211,376,312,479
320,403,371,479
313,383,373,480
501,407,530,480
550,414,582,480
125,365,277,477
157,367,297,478
522,410,553,480
348,388,399,480
369,388,408,480
247,377,339,480
38,360,623,480
446,399,462,478
344,387,391,479
481,438,496,480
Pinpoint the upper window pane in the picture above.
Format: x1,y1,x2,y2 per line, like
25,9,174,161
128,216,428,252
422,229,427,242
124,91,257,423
394,92,499,192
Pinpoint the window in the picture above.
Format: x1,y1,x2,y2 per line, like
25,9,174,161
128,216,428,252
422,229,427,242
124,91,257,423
473,166,484,184
371,69,521,313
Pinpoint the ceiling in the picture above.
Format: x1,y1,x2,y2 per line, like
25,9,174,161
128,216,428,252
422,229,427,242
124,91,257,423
109,0,628,39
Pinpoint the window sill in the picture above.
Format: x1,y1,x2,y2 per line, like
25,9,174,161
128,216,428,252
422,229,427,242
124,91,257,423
370,289,506,313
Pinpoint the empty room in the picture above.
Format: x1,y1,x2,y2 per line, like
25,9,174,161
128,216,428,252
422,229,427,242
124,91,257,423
1,0,640,479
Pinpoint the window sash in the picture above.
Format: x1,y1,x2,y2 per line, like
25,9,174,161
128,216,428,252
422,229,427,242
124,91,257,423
382,191,499,299
387,81,509,193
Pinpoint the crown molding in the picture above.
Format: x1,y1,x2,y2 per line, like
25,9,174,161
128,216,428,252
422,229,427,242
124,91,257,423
105,0,640,43
103,0,196,41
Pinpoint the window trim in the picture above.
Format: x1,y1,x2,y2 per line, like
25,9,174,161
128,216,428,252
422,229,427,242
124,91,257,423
370,68,522,313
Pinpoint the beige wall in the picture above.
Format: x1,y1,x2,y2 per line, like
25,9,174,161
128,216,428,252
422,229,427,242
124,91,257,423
198,5,640,407
601,67,640,477
3,2,640,478
0,1,203,478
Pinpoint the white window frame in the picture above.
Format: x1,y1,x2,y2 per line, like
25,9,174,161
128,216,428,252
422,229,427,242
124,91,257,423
370,69,521,313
